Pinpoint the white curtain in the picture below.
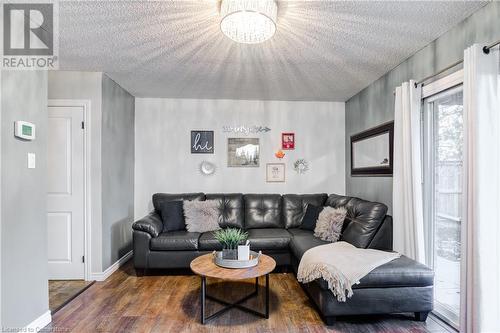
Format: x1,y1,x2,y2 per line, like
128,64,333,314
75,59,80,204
460,44,500,333
393,80,425,263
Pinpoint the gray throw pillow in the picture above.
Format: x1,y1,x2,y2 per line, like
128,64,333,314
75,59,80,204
183,200,221,233
314,207,347,242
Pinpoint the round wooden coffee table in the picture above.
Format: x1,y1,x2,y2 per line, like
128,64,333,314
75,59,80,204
190,253,276,324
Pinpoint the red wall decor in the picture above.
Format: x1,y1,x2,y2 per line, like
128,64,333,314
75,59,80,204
282,133,295,150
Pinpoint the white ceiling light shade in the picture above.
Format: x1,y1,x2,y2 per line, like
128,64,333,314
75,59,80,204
220,0,277,44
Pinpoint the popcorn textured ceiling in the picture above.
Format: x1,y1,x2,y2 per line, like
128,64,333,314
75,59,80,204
58,1,486,101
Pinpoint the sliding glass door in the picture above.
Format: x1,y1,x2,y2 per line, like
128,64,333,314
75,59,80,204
422,84,463,328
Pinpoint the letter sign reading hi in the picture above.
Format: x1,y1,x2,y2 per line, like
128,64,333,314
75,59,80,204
191,131,214,154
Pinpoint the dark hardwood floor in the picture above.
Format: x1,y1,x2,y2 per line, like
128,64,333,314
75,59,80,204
48,280,94,313
43,261,453,332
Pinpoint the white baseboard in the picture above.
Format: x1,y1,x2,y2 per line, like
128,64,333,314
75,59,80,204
90,250,133,281
25,310,51,332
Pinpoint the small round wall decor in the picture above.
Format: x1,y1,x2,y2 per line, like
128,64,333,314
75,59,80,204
199,161,217,176
275,149,285,159
293,159,309,174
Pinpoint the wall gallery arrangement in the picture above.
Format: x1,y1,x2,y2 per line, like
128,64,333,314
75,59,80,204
275,149,285,159
282,132,295,150
227,138,260,167
266,163,286,182
222,125,271,134
293,159,309,174
191,130,214,154
190,129,309,182
199,161,217,176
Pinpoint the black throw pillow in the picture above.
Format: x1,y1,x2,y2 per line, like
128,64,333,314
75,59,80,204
300,204,323,231
159,201,185,232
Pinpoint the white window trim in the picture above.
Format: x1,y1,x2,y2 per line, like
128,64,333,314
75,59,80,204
422,69,463,99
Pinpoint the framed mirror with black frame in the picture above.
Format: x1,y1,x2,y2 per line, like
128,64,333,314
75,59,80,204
350,122,394,176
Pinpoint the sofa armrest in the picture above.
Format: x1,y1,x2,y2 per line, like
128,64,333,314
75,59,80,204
132,211,163,238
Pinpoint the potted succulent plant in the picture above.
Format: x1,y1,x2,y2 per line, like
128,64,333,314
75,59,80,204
214,228,249,260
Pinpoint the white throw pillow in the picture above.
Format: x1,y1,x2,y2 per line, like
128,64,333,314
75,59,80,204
183,200,221,233
314,207,347,242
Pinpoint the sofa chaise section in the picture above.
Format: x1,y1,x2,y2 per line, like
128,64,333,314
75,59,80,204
289,229,433,323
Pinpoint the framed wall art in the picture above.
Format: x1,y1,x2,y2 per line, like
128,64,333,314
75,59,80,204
191,130,214,154
227,138,260,167
350,122,394,176
266,163,285,182
282,132,295,150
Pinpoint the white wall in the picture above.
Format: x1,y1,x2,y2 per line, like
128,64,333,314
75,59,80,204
135,98,345,218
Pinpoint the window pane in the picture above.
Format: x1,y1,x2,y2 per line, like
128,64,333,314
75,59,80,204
424,86,463,327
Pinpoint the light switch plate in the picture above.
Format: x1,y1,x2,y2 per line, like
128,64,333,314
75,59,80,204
28,153,36,169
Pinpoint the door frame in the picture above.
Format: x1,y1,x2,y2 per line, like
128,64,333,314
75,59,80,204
48,99,92,281
421,71,464,330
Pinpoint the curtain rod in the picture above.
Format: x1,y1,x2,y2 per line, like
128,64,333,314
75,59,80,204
414,59,463,87
483,39,500,54
414,40,500,87
395,40,499,93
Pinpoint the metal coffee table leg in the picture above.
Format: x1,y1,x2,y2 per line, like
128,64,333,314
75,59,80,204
200,276,206,324
199,274,270,324
265,273,269,319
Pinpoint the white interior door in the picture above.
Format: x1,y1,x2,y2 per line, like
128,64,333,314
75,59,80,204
47,105,85,279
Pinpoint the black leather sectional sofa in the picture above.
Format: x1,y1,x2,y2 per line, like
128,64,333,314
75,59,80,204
133,193,433,324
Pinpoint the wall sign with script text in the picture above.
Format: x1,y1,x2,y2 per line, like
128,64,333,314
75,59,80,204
191,131,214,154
222,125,271,135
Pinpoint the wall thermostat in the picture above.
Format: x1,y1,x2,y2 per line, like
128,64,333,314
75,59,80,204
14,121,36,140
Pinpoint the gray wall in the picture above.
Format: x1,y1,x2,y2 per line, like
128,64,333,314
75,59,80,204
345,2,500,214
1,71,49,328
101,75,135,269
48,71,104,272
48,71,135,272
0,70,3,328
135,98,345,218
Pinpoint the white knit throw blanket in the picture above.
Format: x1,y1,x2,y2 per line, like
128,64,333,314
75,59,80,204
297,241,401,302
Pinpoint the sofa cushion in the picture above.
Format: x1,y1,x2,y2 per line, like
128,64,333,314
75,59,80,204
300,204,323,231
244,194,283,229
152,193,205,212
341,197,388,248
183,200,221,233
150,231,200,251
315,255,434,290
314,207,347,242
247,228,291,250
283,194,328,229
287,228,313,237
206,193,244,229
198,231,223,251
289,232,329,260
159,201,185,232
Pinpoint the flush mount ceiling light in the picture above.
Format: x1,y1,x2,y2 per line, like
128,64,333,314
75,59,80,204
220,0,277,44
